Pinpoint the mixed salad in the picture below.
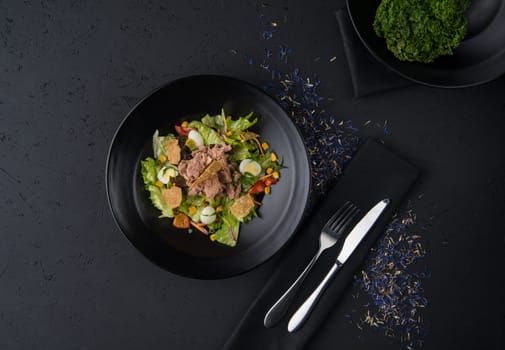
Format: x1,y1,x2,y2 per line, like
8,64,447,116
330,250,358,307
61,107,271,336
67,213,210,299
140,110,282,247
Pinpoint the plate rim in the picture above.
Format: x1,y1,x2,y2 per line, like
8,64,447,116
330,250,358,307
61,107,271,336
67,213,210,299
104,74,312,279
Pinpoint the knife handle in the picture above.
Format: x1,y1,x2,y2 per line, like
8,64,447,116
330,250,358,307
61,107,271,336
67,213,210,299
263,250,321,328
287,261,342,332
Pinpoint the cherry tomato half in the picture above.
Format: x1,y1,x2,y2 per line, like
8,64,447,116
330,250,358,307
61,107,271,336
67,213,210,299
248,180,266,194
174,125,193,136
264,177,278,186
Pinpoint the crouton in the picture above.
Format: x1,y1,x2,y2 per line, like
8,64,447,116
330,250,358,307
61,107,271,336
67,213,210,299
162,185,183,209
230,194,255,219
165,139,181,165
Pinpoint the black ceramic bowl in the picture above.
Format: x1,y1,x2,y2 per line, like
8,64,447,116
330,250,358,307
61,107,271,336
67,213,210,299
347,0,505,87
106,75,311,279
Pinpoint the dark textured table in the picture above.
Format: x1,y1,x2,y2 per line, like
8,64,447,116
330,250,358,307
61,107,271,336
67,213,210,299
1,1,504,349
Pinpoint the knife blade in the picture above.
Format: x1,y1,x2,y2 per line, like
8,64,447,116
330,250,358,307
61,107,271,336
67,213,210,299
287,198,390,332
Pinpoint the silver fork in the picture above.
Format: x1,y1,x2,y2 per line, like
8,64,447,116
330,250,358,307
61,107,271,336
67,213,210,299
263,201,360,328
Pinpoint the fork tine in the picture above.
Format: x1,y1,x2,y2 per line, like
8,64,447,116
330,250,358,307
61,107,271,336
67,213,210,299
327,202,354,229
324,201,351,228
332,206,360,233
330,204,356,227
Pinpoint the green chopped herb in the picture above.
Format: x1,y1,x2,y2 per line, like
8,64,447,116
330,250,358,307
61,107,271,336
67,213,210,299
374,0,471,63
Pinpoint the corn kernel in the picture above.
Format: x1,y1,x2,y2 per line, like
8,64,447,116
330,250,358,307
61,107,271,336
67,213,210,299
189,205,197,215
273,171,280,179
226,131,233,136
264,186,271,194
270,152,278,162
181,121,189,128
261,142,269,151
155,180,163,188
216,205,224,213
210,234,216,241
266,167,273,174
158,154,167,163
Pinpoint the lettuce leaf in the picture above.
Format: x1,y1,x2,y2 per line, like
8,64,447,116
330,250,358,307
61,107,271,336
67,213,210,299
201,113,223,129
228,112,257,131
152,130,166,158
178,195,206,222
152,130,176,158
260,151,283,170
230,142,258,161
140,157,159,185
213,212,240,247
239,172,258,192
188,121,222,145
140,157,174,218
146,184,174,218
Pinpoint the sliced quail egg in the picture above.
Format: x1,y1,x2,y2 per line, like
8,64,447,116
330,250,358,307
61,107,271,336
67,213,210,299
187,130,204,148
157,165,178,184
239,159,262,176
200,206,216,224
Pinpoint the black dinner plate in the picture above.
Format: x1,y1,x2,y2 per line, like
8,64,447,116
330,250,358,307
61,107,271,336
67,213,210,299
347,0,505,88
105,75,311,279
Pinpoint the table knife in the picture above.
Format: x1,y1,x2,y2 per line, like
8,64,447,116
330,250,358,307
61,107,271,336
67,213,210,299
287,198,390,332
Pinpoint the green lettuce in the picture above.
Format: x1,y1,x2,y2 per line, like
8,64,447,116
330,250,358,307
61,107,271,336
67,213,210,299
147,185,174,218
239,172,259,192
228,112,257,131
140,157,159,185
152,130,176,158
201,113,223,129
202,110,258,132
140,158,174,218
188,121,222,145
213,212,240,247
260,151,283,170
178,195,206,222
230,142,258,161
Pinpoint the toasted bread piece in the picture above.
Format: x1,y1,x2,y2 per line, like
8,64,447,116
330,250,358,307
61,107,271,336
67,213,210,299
165,139,181,165
173,213,190,229
230,194,255,219
162,185,183,209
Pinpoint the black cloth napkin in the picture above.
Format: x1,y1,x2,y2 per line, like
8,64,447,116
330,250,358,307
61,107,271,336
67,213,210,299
223,139,420,350
335,9,412,97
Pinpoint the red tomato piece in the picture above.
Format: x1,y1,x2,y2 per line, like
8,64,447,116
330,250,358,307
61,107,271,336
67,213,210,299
248,180,266,194
264,177,278,186
174,125,193,136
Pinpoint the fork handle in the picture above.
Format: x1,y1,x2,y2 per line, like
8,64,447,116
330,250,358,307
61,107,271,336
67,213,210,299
263,249,322,328
287,261,342,332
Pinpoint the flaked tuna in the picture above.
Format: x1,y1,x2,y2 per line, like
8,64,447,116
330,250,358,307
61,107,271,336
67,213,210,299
179,144,241,199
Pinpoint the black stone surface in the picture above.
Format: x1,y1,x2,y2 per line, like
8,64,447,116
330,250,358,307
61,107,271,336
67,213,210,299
0,1,504,349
